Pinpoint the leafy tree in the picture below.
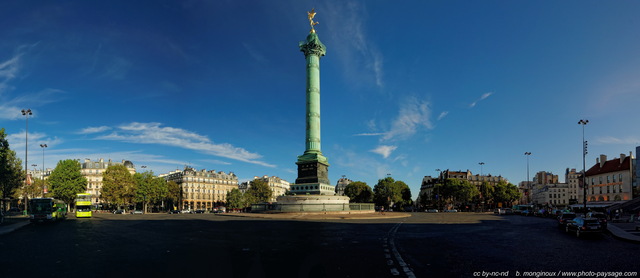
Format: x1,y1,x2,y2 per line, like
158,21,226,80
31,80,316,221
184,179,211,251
373,177,413,209
453,180,479,205
48,159,88,207
22,178,47,199
0,128,23,200
344,181,373,203
101,164,136,209
492,181,522,207
134,171,167,212
245,179,272,204
166,180,181,210
226,188,247,210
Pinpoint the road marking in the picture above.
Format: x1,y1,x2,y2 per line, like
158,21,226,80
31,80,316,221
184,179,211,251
387,222,417,278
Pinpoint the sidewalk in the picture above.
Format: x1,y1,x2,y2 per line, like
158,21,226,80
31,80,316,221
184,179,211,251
0,215,30,236
608,220,640,243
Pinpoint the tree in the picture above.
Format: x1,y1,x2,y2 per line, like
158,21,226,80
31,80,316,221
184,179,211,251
22,178,47,199
373,177,413,210
344,181,373,203
101,164,136,209
226,188,247,210
245,179,272,204
0,128,23,201
492,181,522,207
166,180,181,210
48,159,88,208
134,171,167,213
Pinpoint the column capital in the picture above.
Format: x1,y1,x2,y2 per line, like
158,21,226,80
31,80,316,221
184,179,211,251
299,32,326,57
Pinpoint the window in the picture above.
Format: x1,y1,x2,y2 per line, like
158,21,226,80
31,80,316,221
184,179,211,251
607,176,610,183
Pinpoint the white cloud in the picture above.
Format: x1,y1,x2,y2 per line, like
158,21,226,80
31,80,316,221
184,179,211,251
370,145,397,159
469,91,494,108
353,133,385,137
596,136,640,145
322,2,384,89
382,97,433,141
92,122,275,167
437,111,449,121
78,126,112,134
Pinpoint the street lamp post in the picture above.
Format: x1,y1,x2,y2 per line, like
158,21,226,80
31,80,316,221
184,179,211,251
435,169,442,211
21,109,32,214
524,152,531,204
478,162,486,212
578,119,589,212
40,144,47,197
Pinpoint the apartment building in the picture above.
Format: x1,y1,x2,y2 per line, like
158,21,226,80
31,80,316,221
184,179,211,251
80,158,136,205
161,167,238,210
585,153,634,202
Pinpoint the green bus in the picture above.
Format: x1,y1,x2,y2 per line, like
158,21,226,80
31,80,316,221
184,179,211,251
75,193,92,218
28,198,67,222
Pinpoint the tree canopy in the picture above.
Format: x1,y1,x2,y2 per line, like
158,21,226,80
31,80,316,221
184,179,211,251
101,164,136,207
373,177,413,209
0,128,23,199
245,179,272,204
225,188,247,210
134,171,167,212
343,181,373,203
48,159,88,206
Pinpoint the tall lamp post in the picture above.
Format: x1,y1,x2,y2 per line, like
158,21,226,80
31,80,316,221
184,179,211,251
524,152,531,204
21,109,32,214
578,119,589,211
40,144,47,197
478,162,485,212
435,169,442,211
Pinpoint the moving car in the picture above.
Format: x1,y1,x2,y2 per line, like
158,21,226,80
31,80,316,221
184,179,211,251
565,217,603,238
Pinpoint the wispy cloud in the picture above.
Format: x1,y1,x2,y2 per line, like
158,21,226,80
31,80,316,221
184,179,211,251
354,132,385,137
322,2,384,89
596,136,640,145
437,111,449,120
381,97,433,141
92,122,275,167
370,145,397,159
469,92,493,108
78,126,112,134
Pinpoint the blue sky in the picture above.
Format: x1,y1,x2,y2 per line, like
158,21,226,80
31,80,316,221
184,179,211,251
2,1,640,198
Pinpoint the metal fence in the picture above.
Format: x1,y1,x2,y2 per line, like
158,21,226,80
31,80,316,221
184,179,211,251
251,203,375,213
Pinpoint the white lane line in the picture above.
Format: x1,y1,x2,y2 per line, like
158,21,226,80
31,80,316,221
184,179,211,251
388,222,417,278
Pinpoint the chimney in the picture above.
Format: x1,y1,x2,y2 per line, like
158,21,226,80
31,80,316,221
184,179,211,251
620,153,626,164
599,154,607,168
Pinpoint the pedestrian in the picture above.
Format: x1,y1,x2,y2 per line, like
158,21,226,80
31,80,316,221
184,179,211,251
380,206,385,215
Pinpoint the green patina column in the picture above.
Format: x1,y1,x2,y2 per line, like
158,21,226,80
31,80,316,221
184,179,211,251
292,9,334,195
298,31,327,164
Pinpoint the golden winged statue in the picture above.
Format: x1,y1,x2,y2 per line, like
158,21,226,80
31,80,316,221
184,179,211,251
308,8,319,31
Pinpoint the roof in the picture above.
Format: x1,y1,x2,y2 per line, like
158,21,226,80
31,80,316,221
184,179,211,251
585,156,631,176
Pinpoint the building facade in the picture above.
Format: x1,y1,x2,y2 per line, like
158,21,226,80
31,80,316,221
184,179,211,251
252,175,290,202
80,158,136,205
335,177,352,196
161,167,238,210
585,153,634,202
565,168,584,205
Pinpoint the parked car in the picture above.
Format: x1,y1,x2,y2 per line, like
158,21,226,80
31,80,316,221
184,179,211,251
565,217,603,238
443,209,458,213
426,209,439,213
113,209,125,214
521,209,534,216
557,212,577,228
131,210,143,214
181,209,193,214
168,210,181,214
586,212,608,228
194,209,205,214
